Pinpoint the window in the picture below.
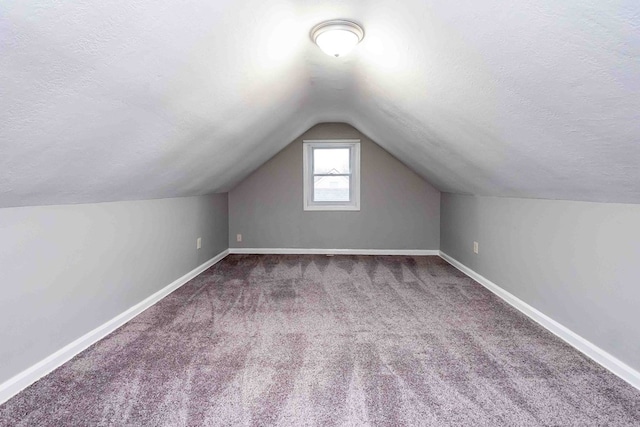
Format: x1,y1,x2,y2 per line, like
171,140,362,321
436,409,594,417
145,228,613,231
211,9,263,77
303,140,360,211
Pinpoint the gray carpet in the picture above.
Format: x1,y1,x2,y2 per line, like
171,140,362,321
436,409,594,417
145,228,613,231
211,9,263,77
1,255,639,426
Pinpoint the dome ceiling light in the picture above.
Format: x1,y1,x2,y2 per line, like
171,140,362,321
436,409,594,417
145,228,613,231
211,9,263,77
310,20,365,58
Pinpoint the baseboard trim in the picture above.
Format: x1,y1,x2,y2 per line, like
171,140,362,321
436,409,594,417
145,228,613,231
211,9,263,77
229,248,440,256
0,249,230,405
439,251,640,391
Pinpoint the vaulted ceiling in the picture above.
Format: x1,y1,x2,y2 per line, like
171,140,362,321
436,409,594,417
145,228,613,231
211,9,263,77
1,0,639,208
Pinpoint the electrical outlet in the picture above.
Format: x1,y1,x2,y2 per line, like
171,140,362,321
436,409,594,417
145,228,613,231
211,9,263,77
473,241,479,254
197,237,202,249
236,234,242,242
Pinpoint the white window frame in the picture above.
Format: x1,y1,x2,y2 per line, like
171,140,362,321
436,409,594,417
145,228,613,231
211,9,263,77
303,139,361,211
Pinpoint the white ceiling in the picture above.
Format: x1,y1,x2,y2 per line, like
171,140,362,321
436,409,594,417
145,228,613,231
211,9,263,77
1,0,639,207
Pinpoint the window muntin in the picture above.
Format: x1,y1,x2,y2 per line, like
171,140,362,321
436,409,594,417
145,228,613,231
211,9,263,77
303,140,360,211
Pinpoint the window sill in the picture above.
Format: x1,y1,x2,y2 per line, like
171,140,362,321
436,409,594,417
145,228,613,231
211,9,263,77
304,204,360,211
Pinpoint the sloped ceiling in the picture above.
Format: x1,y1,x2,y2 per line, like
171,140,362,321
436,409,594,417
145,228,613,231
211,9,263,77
1,0,639,208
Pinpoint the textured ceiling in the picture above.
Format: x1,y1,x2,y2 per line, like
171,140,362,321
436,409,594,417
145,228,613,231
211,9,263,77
1,0,639,207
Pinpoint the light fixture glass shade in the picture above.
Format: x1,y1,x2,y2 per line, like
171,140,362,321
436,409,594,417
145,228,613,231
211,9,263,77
316,30,359,57
311,20,364,57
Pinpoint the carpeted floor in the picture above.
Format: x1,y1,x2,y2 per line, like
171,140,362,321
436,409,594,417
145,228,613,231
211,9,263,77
1,255,639,426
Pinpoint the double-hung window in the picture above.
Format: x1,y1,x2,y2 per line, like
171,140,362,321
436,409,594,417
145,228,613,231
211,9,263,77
303,140,360,211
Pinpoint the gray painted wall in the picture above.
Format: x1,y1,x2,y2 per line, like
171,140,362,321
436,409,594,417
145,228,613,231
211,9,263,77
0,194,228,384
229,123,440,250
440,193,640,371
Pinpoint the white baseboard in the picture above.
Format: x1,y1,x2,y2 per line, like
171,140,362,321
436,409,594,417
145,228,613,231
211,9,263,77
229,248,440,256
0,249,230,405
439,251,640,391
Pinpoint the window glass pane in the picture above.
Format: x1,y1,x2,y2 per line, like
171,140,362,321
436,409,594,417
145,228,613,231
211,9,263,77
313,175,350,202
313,148,350,174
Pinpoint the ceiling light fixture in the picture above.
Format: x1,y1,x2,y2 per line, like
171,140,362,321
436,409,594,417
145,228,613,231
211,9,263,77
311,20,365,58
